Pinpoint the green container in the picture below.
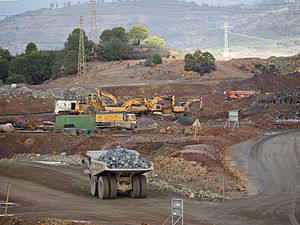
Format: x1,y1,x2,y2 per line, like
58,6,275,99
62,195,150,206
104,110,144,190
55,115,95,130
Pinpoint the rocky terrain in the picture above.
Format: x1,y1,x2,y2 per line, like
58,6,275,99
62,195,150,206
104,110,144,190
0,55,299,224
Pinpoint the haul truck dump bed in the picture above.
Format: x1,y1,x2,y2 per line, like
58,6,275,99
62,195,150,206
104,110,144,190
82,148,153,199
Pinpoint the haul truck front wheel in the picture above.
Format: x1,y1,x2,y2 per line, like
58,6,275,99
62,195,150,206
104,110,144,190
98,175,110,199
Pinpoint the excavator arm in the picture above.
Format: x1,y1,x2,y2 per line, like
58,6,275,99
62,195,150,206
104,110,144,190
122,98,144,110
185,97,203,111
96,89,118,105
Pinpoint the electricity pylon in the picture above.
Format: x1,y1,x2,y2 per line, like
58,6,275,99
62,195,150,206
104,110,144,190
90,0,97,42
223,23,229,59
78,16,86,76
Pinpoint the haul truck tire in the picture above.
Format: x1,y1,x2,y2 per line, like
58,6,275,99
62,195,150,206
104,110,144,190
98,175,110,200
130,175,141,198
90,175,98,196
139,175,147,198
109,176,117,199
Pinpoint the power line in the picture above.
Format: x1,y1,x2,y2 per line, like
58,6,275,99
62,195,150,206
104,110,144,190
228,31,278,42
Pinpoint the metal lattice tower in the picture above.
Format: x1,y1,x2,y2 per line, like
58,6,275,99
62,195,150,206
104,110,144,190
78,16,86,76
90,0,97,42
223,23,229,59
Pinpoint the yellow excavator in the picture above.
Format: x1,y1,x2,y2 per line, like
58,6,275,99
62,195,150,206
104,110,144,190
105,96,166,114
104,98,146,112
171,95,203,113
143,96,165,113
98,89,118,106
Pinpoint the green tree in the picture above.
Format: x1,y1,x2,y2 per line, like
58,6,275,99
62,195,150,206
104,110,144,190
9,56,28,80
99,27,129,61
102,38,128,60
25,42,38,54
152,53,162,64
51,63,61,79
64,50,78,75
144,36,165,46
128,25,149,45
100,27,128,44
25,51,55,84
0,59,9,82
10,51,57,84
6,74,26,84
0,47,12,61
184,50,216,74
0,79,3,86
65,28,93,57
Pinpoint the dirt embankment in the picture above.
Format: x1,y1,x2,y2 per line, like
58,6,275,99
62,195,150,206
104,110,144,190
0,126,257,195
0,217,104,225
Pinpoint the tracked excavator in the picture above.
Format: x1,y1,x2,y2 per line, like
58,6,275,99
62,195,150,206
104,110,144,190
171,95,203,113
143,96,165,113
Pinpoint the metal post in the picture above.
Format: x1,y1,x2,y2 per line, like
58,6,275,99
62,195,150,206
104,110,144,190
78,16,86,77
4,184,11,217
223,23,229,59
222,176,225,196
90,0,98,42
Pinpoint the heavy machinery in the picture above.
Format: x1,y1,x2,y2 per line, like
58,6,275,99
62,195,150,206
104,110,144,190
224,90,257,101
54,89,118,115
144,96,165,113
104,98,146,113
95,112,137,129
82,150,153,199
171,95,203,113
55,90,104,115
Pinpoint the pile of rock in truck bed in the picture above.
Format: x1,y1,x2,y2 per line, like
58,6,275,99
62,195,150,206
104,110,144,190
98,147,151,169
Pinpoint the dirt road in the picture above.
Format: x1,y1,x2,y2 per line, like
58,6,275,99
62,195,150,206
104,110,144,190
0,130,299,224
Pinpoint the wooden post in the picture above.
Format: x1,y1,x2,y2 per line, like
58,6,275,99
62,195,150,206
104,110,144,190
222,176,225,196
4,184,11,217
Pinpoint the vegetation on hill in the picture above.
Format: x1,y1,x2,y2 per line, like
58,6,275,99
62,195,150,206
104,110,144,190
0,1,299,56
0,44,63,85
184,50,216,74
0,24,168,84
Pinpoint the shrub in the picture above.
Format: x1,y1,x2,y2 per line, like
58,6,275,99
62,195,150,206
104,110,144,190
184,50,216,74
6,74,26,84
152,53,162,64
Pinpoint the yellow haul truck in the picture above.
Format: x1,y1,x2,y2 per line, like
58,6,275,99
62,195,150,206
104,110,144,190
95,112,137,130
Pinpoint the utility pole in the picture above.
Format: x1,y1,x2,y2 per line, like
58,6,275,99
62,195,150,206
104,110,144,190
78,16,86,76
90,0,97,42
223,23,229,60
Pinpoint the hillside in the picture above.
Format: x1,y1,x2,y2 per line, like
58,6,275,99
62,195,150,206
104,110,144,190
0,0,299,56
0,0,257,19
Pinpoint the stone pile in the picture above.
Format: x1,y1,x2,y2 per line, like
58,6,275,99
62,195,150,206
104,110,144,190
148,179,231,201
0,85,91,100
98,146,151,169
0,153,82,165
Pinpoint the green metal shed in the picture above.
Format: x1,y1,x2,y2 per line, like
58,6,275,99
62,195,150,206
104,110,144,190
55,115,95,130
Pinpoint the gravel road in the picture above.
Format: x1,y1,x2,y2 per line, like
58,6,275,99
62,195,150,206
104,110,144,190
0,130,299,224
